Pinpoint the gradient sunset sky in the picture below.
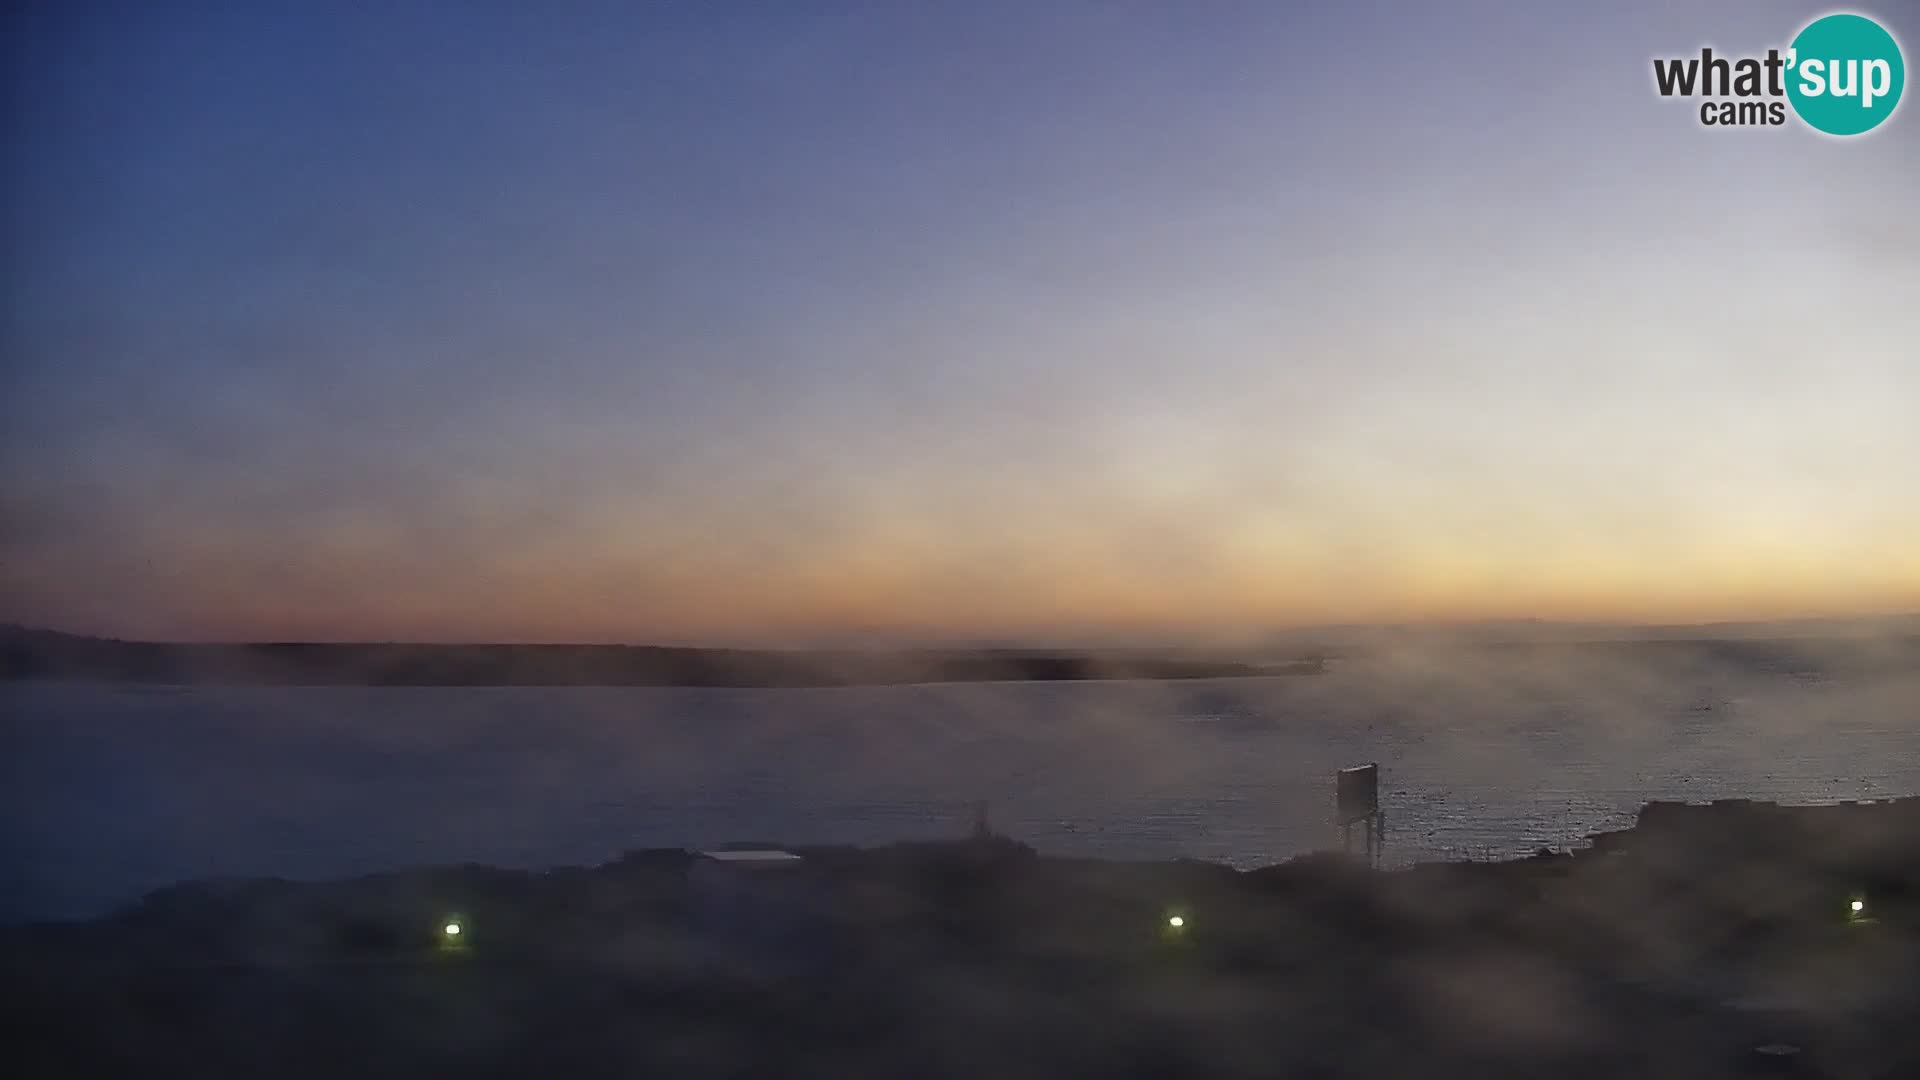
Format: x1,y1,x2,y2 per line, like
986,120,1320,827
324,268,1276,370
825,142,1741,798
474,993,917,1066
4,1,1917,644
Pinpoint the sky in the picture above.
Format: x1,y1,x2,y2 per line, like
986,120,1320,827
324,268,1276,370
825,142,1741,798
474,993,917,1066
3,1,1917,645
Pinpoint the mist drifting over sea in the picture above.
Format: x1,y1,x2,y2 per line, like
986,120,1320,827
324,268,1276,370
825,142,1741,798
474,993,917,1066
7,640,1917,923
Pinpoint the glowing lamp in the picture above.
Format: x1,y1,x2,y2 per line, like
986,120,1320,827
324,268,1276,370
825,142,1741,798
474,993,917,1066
1167,915,1185,929
444,921,463,937
1849,899,1865,914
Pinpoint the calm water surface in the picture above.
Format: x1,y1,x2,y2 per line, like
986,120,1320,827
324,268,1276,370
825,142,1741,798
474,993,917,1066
5,650,1918,921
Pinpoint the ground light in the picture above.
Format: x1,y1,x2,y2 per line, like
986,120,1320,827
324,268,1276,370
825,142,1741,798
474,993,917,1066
1845,895,1877,926
1161,911,1192,942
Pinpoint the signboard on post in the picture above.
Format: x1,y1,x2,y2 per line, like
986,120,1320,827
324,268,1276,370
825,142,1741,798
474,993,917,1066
1336,763,1379,825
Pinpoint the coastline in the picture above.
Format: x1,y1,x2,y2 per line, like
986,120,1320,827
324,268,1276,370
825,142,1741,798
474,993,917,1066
8,797,1919,1077
1,627,1321,687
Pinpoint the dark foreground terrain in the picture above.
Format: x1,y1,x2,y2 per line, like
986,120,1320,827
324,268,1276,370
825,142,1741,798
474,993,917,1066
7,799,1919,1079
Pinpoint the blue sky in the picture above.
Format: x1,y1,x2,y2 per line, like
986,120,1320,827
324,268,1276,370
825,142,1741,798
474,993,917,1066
4,2,1917,642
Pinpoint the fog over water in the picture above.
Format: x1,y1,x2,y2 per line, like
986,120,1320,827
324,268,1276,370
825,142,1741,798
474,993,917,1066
6,646,1918,922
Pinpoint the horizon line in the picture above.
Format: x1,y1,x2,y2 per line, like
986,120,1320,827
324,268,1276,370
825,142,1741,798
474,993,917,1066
8,610,1918,652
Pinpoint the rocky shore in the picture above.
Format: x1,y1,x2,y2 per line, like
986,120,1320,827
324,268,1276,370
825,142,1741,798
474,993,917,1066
7,798,1918,1078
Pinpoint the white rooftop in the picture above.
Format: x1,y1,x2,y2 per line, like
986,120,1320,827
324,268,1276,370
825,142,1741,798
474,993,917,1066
696,849,802,863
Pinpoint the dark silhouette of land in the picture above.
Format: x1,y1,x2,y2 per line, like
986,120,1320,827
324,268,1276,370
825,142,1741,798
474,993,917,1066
8,622,1917,687
6,798,1918,1078
0,626,1320,687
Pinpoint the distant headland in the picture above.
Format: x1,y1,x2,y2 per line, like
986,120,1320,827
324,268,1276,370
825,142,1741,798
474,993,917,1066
0,626,1321,687
6,619,1919,687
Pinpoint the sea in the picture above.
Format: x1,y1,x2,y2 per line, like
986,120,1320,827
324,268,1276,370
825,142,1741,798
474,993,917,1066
5,645,1918,922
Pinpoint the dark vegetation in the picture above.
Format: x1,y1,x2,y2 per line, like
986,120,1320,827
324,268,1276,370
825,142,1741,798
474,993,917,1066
6,799,1919,1078
0,627,1319,687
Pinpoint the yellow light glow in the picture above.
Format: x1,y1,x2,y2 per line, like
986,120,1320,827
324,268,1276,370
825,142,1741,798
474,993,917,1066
444,922,462,936
1167,915,1185,928
1849,899,1865,914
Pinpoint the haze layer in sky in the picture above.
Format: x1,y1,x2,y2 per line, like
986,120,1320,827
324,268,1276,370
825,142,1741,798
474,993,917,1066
4,2,1917,644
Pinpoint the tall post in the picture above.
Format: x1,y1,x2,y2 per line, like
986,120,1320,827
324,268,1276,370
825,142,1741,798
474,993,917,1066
1337,763,1382,864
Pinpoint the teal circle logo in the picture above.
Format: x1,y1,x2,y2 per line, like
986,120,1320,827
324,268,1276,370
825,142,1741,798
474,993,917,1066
1786,13,1905,136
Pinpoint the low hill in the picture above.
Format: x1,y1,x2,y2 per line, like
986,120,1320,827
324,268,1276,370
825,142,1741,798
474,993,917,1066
0,626,1319,687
